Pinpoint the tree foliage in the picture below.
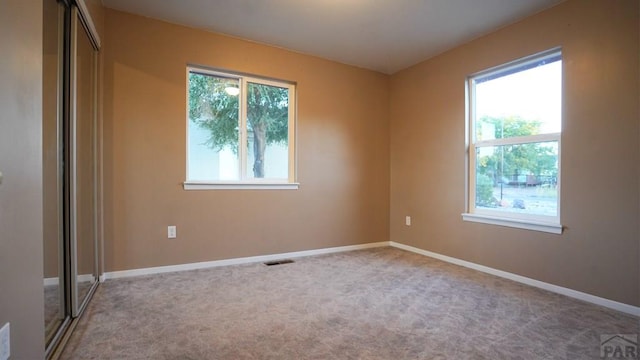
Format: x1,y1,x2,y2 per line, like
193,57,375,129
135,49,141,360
475,173,496,206
477,116,557,183
189,73,239,152
188,73,289,177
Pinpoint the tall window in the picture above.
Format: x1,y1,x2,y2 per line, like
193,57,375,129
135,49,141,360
185,67,296,189
464,49,562,233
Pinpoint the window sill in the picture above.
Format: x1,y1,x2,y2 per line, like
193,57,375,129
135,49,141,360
183,182,299,190
461,213,563,234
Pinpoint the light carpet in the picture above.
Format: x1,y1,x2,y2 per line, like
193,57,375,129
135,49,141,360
60,247,639,359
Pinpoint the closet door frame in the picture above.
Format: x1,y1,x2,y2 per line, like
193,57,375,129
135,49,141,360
44,1,71,354
46,0,102,357
69,2,101,317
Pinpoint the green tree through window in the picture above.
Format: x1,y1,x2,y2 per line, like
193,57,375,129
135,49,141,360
188,70,293,180
476,116,557,185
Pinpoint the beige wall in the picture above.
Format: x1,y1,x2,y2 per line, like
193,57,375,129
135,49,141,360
103,0,638,307
0,0,45,358
390,0,639,306
103,10,390,271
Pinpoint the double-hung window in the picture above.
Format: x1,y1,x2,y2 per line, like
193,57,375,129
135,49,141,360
463,49,562,233
185,67,297,189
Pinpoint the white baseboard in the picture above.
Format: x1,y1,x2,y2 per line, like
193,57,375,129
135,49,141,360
100,240,639,317
390,241,640,317
44,274,95,286
103,241,390,280
44,277,59,286
77,274,96,283
44,274,96,286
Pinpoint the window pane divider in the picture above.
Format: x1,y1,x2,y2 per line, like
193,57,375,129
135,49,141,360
475,132,560,147
239,78,248,180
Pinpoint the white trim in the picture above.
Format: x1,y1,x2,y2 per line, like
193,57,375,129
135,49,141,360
390,242,640,317
103,242,390,280
46,275,95,286
287,85,296,183
44,277,60,286
77,274,96,283
183,182,299,190
475,132,560,147
462,213,563,234
469,47,562,80
239,77,248,180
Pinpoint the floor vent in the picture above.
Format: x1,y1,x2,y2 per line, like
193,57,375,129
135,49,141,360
264,259,294,266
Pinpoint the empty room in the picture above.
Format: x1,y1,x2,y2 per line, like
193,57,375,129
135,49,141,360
1,0,639,359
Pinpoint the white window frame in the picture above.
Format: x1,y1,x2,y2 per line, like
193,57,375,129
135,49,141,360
462,49,563,234
184,66,298,190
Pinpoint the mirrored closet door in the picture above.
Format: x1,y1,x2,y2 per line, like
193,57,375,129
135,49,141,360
70,1,99,316
43,0,67,346
43,0,102,357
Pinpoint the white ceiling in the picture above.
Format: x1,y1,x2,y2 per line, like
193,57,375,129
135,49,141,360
101,0,564,74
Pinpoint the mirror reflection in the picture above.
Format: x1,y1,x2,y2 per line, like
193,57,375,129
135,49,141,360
43,0,65,345
74,12,98,309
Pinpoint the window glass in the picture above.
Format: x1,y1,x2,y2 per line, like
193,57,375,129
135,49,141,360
475,57,562,141
188,72,240,181
475,141,558,217
246,82,289,180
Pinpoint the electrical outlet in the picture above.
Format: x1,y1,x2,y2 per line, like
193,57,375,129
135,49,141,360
167,225,177,239
0,322,10,360
405,216,411,226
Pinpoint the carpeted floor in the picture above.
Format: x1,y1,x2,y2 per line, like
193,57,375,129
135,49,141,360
45,284,60,332
60,247,639,359
46,280,95,342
